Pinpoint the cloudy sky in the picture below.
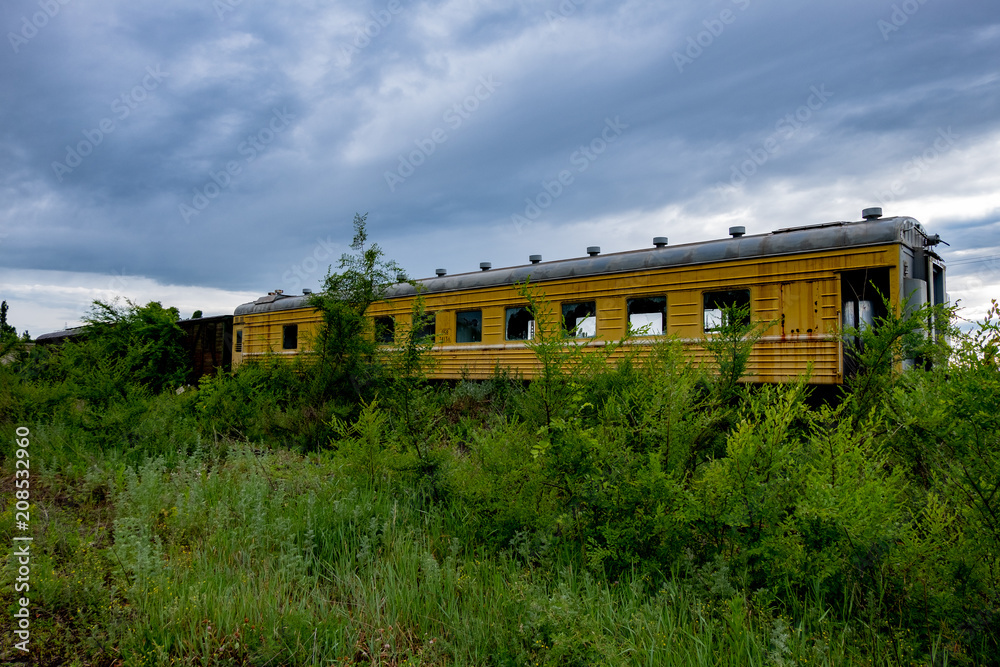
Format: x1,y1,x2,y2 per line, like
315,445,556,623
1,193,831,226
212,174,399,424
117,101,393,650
1,0,998,335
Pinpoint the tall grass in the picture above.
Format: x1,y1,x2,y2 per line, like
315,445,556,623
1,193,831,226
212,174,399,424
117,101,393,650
2,299,998,665
0,430,964,666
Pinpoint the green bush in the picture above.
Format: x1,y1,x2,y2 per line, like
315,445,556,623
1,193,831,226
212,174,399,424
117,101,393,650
5,233,1000,664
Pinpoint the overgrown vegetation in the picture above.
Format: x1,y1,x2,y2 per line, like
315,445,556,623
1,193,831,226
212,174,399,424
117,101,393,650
1,226,998,665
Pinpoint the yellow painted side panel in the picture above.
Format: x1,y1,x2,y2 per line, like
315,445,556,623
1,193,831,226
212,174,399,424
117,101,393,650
234,309,322,367
756,282,781,334
236,244,900,383
420,338,841,383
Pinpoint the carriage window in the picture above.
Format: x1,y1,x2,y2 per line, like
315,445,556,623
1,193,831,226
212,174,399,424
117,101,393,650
562,302,596,338
505,306,535,341
703,290,751,332
627,296,666,336
456,310,482,343
282,324,298,350
841,268,889,334
235,330,243,352
373,316,395,343
415,312,436,341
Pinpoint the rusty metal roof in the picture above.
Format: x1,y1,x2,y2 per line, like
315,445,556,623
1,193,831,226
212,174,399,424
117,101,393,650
35,327,86,343
235,215,940,315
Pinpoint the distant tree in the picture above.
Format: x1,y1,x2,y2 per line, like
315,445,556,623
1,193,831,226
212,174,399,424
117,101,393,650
0,300,17,340
0,300,29,360
192,310,203,319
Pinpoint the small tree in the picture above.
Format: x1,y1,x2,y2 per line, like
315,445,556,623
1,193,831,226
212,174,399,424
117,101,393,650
382,292,440,471
311,215,439,483
702,302,769,402
517,280,621,428
842,291,955,418
308,213,405,401
77,299,189,395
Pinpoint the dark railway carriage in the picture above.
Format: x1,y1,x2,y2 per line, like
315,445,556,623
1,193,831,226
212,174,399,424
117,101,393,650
35,327,86,345
176,314,234,382
36,316,234,381
232,209,947,384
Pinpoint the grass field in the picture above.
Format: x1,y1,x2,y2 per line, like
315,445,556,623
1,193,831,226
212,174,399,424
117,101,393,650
1,292,998,666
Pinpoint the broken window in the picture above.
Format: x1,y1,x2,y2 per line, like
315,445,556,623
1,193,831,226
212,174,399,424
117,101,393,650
562,301,596,338
456,310,483,343
505,306,534,341
373,316,394,343
415,312,436,341
703,290,750,333
627,296,666,335
282,324,298,350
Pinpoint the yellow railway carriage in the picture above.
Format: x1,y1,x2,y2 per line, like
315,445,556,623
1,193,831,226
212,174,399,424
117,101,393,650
232,209,947,384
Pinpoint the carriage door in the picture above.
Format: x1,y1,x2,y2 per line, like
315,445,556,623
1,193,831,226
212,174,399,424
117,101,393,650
840,268,890,377
780,281,819,338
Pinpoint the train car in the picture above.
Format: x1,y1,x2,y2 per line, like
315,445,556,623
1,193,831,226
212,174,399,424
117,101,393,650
36,316,234,381
35,327,86,345
176,314,234,382
232,208,947,384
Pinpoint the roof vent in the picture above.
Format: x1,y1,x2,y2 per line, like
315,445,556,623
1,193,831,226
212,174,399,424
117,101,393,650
587,246,601,257
653,237,668,248
480,262,492,271
435,268,447,276
862,207,882,220
275,289,284,294
729,226,745,238
529,254,542,264
302,288,312,295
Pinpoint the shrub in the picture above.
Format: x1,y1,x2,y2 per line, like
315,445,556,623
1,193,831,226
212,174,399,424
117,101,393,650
307,212,405,402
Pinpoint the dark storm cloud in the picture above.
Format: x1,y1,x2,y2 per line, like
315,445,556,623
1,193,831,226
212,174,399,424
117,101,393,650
1,0,999,334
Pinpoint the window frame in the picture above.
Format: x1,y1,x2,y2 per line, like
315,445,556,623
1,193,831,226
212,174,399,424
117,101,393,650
561,301,597,338
455,309,483,343
414,311,436,342
703,289,751,333
626,295,667,336
282,324,298,350
373,316,395,344
504,305,535,341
